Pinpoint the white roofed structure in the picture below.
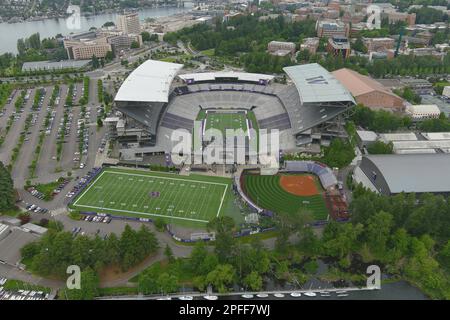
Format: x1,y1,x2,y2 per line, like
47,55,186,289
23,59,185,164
115,60,183,103
283,63,355,105
406,104,441,120
178,72,274,84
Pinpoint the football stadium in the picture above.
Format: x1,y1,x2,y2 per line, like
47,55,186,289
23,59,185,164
76,60,356,226
109,60,356,163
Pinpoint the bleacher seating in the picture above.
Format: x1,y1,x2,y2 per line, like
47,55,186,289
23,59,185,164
284,160,337,189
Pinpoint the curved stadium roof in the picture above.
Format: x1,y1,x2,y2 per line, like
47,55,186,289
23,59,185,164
115,60,183,103
283,63,355,105
178,72,274,83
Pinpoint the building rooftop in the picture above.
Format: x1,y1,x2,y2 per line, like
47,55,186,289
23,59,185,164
178,72,274,84
332,68,400,98
0,228,41,266
283,63,355,104
22,60,90,72
364,154,450,194
115,59,184,103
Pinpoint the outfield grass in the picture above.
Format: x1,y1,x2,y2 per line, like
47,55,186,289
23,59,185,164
243,173,329,221
71,168,232,227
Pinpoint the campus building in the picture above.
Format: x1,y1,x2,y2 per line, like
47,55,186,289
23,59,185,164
316,19,349,38
326,36,351,59
117,12,141,35
332,68,405,111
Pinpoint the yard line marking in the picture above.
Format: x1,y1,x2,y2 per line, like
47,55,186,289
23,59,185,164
217,184,228,217
104,170,228,187
73,170,106,206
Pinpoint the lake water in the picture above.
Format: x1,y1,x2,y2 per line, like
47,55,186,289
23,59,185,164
0,6,191,55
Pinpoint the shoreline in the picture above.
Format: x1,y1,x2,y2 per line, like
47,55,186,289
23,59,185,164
1,4,183,25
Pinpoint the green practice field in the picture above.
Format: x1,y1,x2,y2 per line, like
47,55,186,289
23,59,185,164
243,173,329,221
71,168,231,226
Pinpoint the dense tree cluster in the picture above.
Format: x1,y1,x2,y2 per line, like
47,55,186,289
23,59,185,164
393,87,422,104
367,141,394,154
21,225,159,278
348,185,450,298
351,104,412,132
0,161,16,212
418,113,450,132
409,7,449,24
164,15,316,73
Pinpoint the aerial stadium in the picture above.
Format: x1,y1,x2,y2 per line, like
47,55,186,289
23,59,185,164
73,60,356,226
109,60,356,164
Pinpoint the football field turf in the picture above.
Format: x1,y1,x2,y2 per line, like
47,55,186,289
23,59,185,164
72,169,230,225
205,112,248,135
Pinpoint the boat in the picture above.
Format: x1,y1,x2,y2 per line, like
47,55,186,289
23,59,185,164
290,292,302,298
203,295,218,301
337,293,349,297
241,294,254,299
273,293,285,298
336,290,348,294
157,296,172,300
256,293,269,298
303,291,317,297
178,296,194,300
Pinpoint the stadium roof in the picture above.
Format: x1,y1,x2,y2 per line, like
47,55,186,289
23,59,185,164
178,72,274,84
364,154,450,194
283,63,355,104
115,60,183,103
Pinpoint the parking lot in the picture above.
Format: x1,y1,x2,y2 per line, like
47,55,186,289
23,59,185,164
0,79,107,189
0,277,51,300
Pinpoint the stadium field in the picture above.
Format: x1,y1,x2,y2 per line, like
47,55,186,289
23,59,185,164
71,168,231,226
205,111,248,135
242,173,329,221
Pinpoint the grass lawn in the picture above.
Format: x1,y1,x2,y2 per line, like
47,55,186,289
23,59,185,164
31,179,67,201
243,173,329,221
201,48,215,57
71,168,234,228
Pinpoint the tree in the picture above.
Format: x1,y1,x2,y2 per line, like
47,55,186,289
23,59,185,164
97,118,103,128
131,41,140,49
141,31,152,42
91,55,100,69
0,161,16,211
366,211,394,257
206,264,236,293
164,244,174,263
244,271,263,291
367,141,393,154
157,273,179,294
